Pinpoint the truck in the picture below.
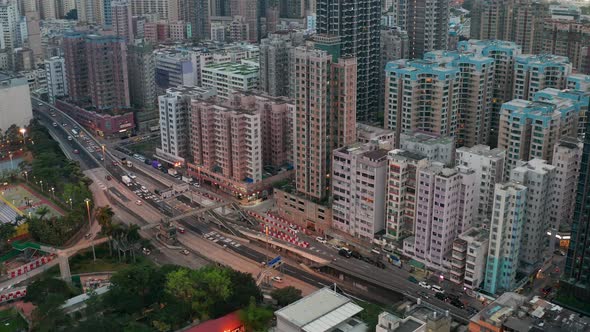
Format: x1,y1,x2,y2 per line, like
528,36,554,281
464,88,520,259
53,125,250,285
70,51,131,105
122,175,132,186
181,176,192,184
125,160,132,167
168,168,178,177
151,160,161,169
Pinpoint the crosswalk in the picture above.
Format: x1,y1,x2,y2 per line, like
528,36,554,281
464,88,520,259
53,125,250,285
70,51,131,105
95,180,107,191
203,231,241,248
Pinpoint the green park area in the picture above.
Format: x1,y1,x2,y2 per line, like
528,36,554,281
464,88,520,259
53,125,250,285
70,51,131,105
0,309,27,332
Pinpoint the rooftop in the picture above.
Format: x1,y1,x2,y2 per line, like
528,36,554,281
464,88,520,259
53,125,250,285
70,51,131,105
388,149,428,162
275,287,364,332
401,132,454,146
202,62,259,76
456,144,505,159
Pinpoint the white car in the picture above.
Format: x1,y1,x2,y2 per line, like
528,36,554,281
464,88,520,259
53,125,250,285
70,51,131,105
135,200,142,206
316,237,327,244
181,249,189,255
419,281,431,289
272,276,283,283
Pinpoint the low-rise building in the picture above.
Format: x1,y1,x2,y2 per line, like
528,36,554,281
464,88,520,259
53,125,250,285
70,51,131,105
357,123,395,148
399,132,455,166
274,287,367,332
201,62,259,100
275,188,332,236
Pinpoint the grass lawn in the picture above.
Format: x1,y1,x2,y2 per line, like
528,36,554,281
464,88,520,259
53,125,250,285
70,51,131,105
0,309,27,332
68,243,151,274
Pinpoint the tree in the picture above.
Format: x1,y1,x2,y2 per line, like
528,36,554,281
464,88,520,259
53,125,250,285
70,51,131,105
0,223,15,251
238,297,273,332
271,286,302,307
31,293,70,332
210,269,262,318
24,278,75,305
95,206,115,254
105,264,166,314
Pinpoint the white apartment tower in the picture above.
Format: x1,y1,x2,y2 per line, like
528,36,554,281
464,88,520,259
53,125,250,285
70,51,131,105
510,159,557,272
332,144,389,242
44,56,68,102
412,164,479,269
385,149,429,241
112,0,134,43
158,86,215,160
484,182,527,294
456,145,506,223
451,227,489,290
551,137,583,234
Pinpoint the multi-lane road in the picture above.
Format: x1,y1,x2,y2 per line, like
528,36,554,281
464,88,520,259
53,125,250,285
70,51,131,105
32,97,474,322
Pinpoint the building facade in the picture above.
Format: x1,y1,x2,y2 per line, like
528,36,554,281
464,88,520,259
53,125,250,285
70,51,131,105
451,227,489,290
44,56,68,102
201,62,259,100
456,145,505,224
111,0,134,43
0,73,33,131
127,42,156,109
316,0,381,121
483,182,527,294
291,44,357,201
513,54,572,101
332,144,388,242
399,132,454,166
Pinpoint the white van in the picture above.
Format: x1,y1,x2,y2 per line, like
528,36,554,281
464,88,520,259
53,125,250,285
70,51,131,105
431,285,444,293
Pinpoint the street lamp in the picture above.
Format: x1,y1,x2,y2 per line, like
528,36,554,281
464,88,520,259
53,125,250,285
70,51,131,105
68,197,73,210
50,187,55,199
101,145,106,167
23,171,28,183
19,128,26,149
39,180,44,192
84,198,96,262
8,152,13,169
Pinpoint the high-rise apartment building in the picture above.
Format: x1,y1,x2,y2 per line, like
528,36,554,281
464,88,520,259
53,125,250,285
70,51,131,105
85,35,130,111
45,56,68,102
63,32,90,104
316,0,381,121
392,0,449,59
259,34,293,97
498,89,580,179
385,149,429,241
457,40,522,148
76,0,103,24
513,54,572,101
542,20,590,75
509,159,557,272
471,0,549,54
551,137,582,234
483,182,527,294
230,0,258,41
127,42,155,109
190,93,293,193
424,51,495,147
332,144,389,242
0,0,18,67
155,50,194,89
158,86,215,160
456,145,505,223
112,0,134,42
384,59,460,146
380,27,409,116
129,0,169,19
291,42,357,201
535,87,589,141
411,165,478,269
563,115,590,305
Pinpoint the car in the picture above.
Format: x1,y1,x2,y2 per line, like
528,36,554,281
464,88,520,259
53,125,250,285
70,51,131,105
99,156,104,161
105,175,112,181
374,261,386,269
466,306,479,316
112,161,119,166
62,123,67,127
73,149,80,154
38,102,43,106
435,292,448,301
289,224,298,230
431,285,444,293
554,249,565,256
260,261,266,266
67,136,73,141
351,251,363,259
177,227,185,234
407,276,419,284
316,236,327,244
180,249,189,255
142,248,151,255
272,276,283,283
418,291,430,299
419,281,431,289
84,233,92,239
128,173,137,179
450,299,465,309
338,248,352,258
52,122,58,127
135,200,142,206
50,112,56,117
542,286,553,295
